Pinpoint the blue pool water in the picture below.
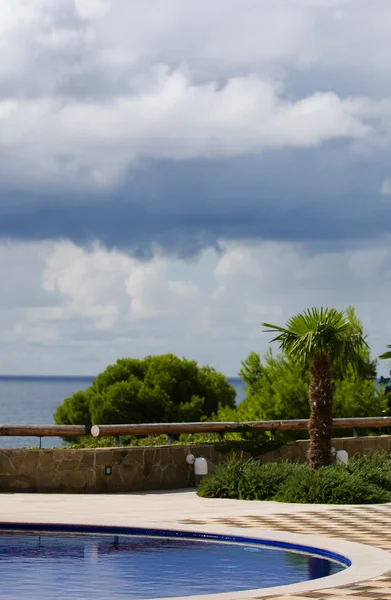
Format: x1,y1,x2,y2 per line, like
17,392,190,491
0,529,346,599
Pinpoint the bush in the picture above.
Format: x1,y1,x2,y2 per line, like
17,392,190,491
347,452,391,492
54,354,236,430
275,465,390,504
197,457,247,499
236,461,299,500
197,455,391,504
198,458,299,500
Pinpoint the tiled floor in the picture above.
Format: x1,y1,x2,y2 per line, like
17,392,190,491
181,505,391,599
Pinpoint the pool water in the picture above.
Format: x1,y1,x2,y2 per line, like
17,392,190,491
0,530,345,599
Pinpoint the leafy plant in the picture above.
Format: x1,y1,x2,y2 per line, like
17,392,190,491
275,466,389,504
347,452,391,491
197,457,248,499
197,454,391,504
198,457,299,500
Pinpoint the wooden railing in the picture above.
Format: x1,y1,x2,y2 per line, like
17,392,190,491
0,425,86,437
1,417,391,447
90,417,391,445
0,425,86,448
90,417,391,437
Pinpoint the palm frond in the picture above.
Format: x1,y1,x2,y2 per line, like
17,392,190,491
379,346,391,366
261,307,368,375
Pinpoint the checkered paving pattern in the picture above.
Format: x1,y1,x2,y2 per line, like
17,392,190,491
180,505,391,599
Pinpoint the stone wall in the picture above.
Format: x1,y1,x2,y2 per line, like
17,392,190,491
1,436,390,494
0,444,235,494
260,435,391,464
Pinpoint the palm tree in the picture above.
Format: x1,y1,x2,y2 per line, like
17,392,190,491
262,307,368,470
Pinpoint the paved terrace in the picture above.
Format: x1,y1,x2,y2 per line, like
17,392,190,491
0,491,391,599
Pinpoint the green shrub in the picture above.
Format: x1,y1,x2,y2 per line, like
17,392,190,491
275,465,390,504
347,452,391,492
197,455,391,504
198,458,299,500
197,457,247,499
236,461,300,500
270,466,313,503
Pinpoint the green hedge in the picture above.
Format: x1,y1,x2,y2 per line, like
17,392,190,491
197,453,391,504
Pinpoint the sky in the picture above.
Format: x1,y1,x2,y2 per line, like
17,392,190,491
1,0,391,376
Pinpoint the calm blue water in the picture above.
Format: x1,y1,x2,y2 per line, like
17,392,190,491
0,531,343,599
0,376,245,449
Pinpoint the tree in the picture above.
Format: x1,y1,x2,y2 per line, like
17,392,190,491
54,354,236,427
237,350,309,422
218,346,386,440
262,307,368,469
239,352,264,391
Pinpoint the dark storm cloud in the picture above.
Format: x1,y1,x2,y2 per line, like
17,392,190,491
1,146,389,259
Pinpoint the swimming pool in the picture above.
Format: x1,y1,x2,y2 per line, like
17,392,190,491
0,524,348,599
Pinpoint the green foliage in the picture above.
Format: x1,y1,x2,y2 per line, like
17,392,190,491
379,376,391,428
214,436,283,457
196,457,246,499
197,457,298,500
67,436,120,449
55,390,93,427
379,345,391,366
54,354,236,427
379,346,391,423
275,466,389,504
347,452,391,491
214,351,309,451
237,350,309,421
262,306,368,375
239,352,264,389
333,367,388,418
198,455,391,504
219,344,387,441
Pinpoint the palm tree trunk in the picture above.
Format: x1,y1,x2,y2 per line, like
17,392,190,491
308,352,333,469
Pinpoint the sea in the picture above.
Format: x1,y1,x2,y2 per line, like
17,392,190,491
0,376,245,449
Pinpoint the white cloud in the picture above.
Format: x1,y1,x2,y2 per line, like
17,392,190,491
0,0,391,190
1,238,391,376
41,242,131,329
2,0,390,89
125,260,200,322
74,0,111,20
0,72,375,190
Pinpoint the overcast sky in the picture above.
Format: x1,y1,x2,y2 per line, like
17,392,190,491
1,0,391,376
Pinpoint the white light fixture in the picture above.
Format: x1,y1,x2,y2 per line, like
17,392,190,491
194,457,208,476
336,449,349,466
186,454,208,478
